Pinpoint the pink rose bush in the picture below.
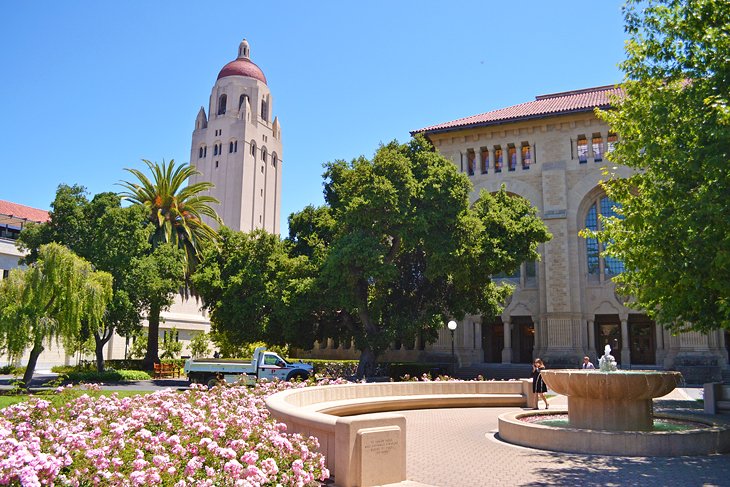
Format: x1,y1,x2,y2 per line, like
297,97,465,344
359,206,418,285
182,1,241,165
0,381,331,486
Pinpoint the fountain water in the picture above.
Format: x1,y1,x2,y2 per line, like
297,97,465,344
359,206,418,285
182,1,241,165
598,344,617,372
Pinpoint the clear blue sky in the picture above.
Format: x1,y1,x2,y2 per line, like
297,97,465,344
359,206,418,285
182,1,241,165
1,1,627,235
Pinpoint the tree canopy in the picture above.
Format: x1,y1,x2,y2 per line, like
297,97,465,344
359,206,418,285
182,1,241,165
0,243,112,386
597,0,730,333
192,228,313,354
289,136,551,376
17,185,152,371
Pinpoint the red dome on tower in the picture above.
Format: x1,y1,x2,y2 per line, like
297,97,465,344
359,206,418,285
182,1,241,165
217,58,267,84
217,39,267,84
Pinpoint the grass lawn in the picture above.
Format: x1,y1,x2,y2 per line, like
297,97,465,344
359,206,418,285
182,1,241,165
0,389,153,410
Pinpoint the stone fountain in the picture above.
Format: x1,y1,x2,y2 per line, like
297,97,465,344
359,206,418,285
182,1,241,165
540,345,681,431
497,345,730,456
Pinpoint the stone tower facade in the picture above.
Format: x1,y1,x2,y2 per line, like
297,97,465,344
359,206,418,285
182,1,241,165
190,39,282,234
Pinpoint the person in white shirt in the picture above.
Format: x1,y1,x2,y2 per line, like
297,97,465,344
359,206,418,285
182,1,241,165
581,356,595,369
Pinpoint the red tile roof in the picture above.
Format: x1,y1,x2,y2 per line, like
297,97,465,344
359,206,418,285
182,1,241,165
413,85,623,134
0,200,49,224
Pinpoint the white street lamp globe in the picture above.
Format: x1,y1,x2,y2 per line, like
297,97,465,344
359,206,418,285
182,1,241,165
447,320,458,331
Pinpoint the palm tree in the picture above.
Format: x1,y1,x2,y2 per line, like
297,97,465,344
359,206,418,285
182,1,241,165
119,159,220,368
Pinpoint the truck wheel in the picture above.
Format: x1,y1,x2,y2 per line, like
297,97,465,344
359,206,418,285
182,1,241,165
287,371,309,382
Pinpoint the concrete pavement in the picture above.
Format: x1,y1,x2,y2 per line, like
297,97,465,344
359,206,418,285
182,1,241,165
382,388,730,487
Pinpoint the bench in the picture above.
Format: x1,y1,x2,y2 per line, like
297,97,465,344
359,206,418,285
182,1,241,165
266,379,532,487
154,362,180,379
704,382,730,414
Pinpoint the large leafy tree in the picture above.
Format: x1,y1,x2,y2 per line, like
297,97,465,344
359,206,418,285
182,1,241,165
290,136,551,376
0,244,112,386
192,228,313,352
119,160,220,367
597,0,730,332
18,186,152,372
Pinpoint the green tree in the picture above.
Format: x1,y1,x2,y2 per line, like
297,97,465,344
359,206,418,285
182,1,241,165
160,327,183,359
129,243,187,364
188,331,211,358
0,243,112,386
17,185,152,372
290,136,550,376
192,228,312,350
597,0,730,333
119,159,221,367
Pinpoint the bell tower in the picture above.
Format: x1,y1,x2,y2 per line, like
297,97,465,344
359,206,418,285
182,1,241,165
189,39,283,234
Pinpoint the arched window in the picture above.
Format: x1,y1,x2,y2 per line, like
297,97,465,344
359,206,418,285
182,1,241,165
584,195,624,278
217,94,227,115
494,146,503,173
592,134,604,162
213,144,219,156
199,147,204,159
239,94,248,110
250,141,257,159
229,141,234,153
507,144,517,171
272,152,278,167
261,97,269,121
261,147,267,163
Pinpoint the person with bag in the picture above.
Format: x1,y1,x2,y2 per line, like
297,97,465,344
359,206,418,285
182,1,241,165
532,358,549,410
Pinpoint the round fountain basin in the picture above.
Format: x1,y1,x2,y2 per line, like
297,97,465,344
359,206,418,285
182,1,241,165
498,410,730,456
540,369,683,431
540,369,682,400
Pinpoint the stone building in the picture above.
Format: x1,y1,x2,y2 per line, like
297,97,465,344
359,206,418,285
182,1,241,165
308,85,728,380
413,85,728,377
189,39,283,235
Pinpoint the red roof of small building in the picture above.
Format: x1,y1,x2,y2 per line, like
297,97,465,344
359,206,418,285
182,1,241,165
0,200,49,224
217,58,267,84
413,85,623,134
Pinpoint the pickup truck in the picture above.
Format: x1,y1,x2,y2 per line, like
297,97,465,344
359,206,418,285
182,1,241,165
183,347,313,386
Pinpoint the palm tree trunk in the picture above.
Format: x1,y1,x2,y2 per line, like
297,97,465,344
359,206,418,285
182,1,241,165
143,302,161,370
22,341,44,389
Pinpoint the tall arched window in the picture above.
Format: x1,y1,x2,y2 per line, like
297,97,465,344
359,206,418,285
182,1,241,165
239,94,248,110
250,140,257,159
261,147,267,163
261,97,269,121
584,195,624,278
272,152,278,167
217,94,227,115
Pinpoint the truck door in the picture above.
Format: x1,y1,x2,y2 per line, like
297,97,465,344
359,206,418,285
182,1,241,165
259,353,284,380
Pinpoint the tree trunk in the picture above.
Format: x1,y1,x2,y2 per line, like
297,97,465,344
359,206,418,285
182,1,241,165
143,302,161,370
356,347,377,379
22,341,44,389
93,329,112,373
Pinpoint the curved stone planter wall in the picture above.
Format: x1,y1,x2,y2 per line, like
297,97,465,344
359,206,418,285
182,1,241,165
266,380,530,487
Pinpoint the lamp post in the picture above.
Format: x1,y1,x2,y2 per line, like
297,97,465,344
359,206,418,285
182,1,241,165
447,320,457,374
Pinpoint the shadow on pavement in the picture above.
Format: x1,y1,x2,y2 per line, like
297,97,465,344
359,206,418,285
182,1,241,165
521,453,730,487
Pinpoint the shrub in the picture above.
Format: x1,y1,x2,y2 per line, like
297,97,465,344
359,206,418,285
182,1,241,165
65,369,151,383
0,365,24,375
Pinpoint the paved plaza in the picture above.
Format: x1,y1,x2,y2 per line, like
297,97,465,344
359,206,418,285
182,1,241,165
385,389,730,487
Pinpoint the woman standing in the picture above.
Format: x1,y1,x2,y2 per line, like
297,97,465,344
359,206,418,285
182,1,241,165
532,358,549,410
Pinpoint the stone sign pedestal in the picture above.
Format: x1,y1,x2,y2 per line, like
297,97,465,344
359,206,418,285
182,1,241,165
335,414,406,487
